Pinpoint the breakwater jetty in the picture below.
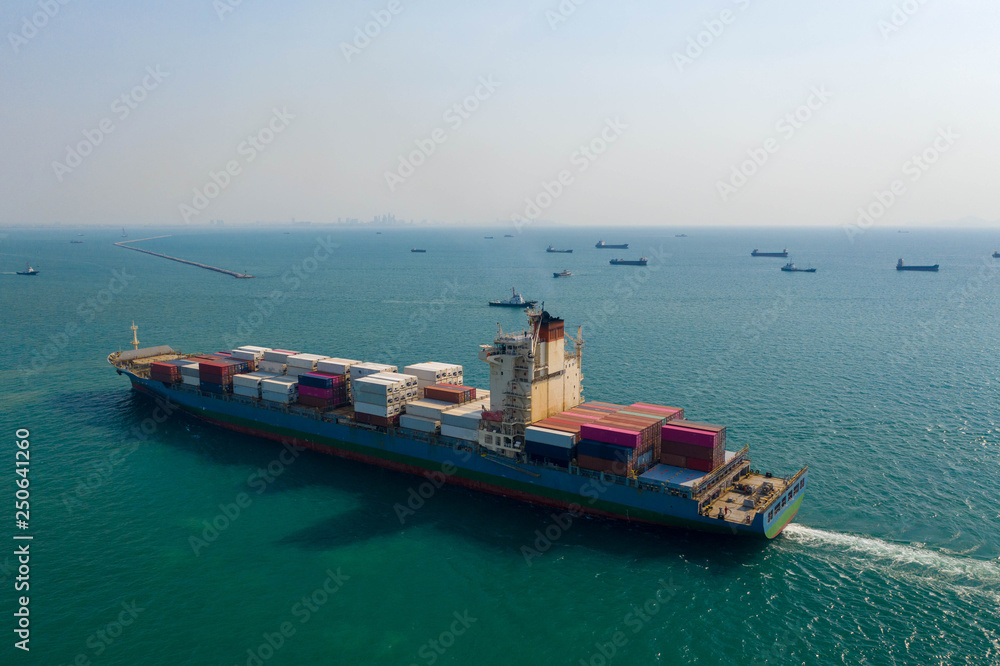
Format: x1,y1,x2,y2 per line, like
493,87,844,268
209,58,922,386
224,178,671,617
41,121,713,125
115,236,254,279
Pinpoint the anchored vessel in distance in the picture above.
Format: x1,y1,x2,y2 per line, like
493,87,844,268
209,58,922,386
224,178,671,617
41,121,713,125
752,249,788,257
896,259,939,272
610,258,647,266
546,245,573,253
596,241,629,249
109,310,807,538
780,263,816,273
553,269,572,278
488,288,537,308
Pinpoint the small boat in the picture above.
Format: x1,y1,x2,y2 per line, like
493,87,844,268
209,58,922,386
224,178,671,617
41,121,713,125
121,227,128,238
553,270,572,278
76,233,84,236
546,245,573,253
675,234,687,238
595,241,628,249
993,251,999,258
488,287,537,308
484,236,494,239
610,258,647,266
896,259,938,272
781,262,816,273
70,240,84,244
410,248,427,253
751,249,788,257
504,234,514,238
16,262,39,276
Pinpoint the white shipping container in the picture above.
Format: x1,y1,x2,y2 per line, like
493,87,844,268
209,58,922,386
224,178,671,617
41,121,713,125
261,378,298,395
262,391,296,404
354,377,402,395
354,402,401,418
179,363,200,377
257,361,286,375
442,409,483,428
403,399,455,420
181,375,200,386
263,350,296,363
399,414,440,433
525,426,578,447
318,358,360,374
237,346,271,354
233,372,278,389
369,372,418,387
287,353,329,369
440,424,480,441
350,362,398,382
233,385,260,398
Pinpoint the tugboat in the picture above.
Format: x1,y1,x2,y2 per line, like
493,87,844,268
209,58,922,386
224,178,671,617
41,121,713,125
410,248,427,253
752,249,788,257
546,245,573,253
780,262,816,273
992,251,999,258
488,287,537,308
16,262,39,276
896,259,938,272
609,257,648,266
553,269,572,278
596,241,628,249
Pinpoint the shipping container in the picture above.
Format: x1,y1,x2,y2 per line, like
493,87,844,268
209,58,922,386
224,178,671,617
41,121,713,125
660,424,719,448
257,361,286,375
200,381,231,394
404,399,457,421
685,458,714,473
298,385,335,399
261,391,296,405
441,409,482,429
660,440,715,461
261,377,298,395
318,358,361,375
423,385,473,404
525,439,574,462
440,424,480,441
349,362,398,382
298,395,337,409
525,426,578,448
287,353,329,369
659,452,686,467
577,439,634,462
354,402,402,418
399,414,441,433
579,423,643,448
262,349,298,363
233,385,260,399
353,412,399,427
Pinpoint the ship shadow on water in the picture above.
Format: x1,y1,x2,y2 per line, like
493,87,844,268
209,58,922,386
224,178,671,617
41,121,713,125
107,389,770,566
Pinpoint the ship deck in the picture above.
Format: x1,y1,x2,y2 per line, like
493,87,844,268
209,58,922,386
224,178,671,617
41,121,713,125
702,472,794,526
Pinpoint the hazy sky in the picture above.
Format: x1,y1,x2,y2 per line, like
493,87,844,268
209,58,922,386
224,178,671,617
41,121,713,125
2,0,998,227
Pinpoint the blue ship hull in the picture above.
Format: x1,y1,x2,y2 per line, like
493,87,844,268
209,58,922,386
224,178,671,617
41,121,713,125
119,369,806,539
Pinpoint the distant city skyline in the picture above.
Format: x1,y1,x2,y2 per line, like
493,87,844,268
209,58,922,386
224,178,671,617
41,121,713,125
2,1,999,228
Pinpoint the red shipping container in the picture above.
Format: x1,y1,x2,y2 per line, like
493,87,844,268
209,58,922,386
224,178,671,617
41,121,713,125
579,424,643,448
660,452,686,467
298,385,335,399
661,424,718,448
438,383,475,399
661,440,715,462
354,412,399,427
685,458,715,473
534,420,580,434
299,395,335,409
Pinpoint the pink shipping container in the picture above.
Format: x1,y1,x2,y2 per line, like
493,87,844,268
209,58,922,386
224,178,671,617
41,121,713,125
661,424,718,448
298,385,335,399
579,423,643,448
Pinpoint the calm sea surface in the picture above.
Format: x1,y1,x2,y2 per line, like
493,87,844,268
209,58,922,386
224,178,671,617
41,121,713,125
1,225,998,665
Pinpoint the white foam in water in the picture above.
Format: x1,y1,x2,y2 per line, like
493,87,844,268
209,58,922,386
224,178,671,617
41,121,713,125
783,524,1000,588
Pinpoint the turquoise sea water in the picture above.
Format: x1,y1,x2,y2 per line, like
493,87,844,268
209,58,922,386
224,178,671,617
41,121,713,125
1,225,999,665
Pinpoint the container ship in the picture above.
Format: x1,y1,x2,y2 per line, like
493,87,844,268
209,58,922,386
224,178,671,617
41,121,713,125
610,258,648,266
896,259,939,272
595,241,629,249
751,249,788,257
109,310,807,538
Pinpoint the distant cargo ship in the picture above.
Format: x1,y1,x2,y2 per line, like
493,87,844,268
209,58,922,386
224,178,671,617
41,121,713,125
70,240,84,244
780,263,815,273
752,249,788,257
109,310,807,538
896,259,938,272
488,287,537,308
610,258,647,266
596,241,628,249
546,245,573,253
553,269,572,278
410,248,426,253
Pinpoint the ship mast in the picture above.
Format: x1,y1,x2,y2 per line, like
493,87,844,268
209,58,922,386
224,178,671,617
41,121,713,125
130,321,140,350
